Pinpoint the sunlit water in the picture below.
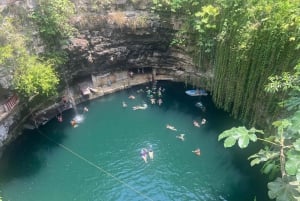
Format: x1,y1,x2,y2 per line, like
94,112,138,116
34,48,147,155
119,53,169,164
0,82,269,201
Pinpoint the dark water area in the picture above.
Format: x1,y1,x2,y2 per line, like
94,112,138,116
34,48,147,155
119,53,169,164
0,81,269,201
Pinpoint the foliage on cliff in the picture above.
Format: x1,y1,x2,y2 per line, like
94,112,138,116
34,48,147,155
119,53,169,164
30,0,75,47
0,0,77,100
153,0,300,126
30,0,76,69
13,56,59,99
0,15,59,100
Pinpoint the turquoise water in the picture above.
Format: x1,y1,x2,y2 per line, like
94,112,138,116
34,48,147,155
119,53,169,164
0,82,268,201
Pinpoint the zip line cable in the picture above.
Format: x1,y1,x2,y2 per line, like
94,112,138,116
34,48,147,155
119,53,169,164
38,130,154,201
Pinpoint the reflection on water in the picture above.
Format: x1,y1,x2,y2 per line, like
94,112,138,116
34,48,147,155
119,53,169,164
0,81,269,201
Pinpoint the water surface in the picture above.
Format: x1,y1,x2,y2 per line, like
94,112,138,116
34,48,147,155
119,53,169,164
0,82,268,201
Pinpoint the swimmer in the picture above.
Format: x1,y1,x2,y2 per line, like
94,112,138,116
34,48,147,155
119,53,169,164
201,118,207,125
57,114,63,122
122,101,127,108
148,145,154,160
83,107,88,112
150,98,155,104
166,124,177,131
158,98,163,106
193,120,200,127
192,148,201,156
140,148,148,163
176,134,185,141
70,119,77,128
133,103,148,110
128,95,135,99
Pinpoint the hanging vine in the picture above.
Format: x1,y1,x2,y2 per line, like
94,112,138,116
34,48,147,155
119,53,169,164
153,0,300,126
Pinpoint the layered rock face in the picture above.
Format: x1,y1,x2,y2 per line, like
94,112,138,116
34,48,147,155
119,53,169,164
65,0,196,79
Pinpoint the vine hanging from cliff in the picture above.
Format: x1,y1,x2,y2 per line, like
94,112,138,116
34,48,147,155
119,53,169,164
152,0,300,126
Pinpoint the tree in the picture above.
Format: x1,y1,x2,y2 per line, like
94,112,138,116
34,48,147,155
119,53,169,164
218,63,300,201
13,56,59,99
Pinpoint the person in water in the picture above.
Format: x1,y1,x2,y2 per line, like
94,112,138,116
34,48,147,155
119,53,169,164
193,120,200,127
140,148,148,163
201,118,207,125
176,134,185,141
192,148,201,156
166,124,177,131
122,101,127,108
133,103,148,110
83,106,89,112
57,114,63,122
128,95,135,99
70,119,77,127
148,145,154,160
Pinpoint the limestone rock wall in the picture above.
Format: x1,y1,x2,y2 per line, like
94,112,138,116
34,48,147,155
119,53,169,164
65,6,196,80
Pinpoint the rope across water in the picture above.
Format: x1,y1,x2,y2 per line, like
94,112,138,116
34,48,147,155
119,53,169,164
38,130,154,201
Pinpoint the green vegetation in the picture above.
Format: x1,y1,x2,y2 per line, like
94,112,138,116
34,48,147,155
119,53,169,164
0,16,59,100
0,0,76,100
13,56,59,99
30,0,76,69
152,0,300,126
30,0,75,47
218,64,300,200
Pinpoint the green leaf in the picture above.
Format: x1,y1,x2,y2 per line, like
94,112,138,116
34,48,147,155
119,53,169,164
238,135,250,148
224,136,237,148
286,151,300,176
218,127,262,149
268,177,300,201
263,162,275,175
294,139,300,151
248,148,279,167
250,158,261,167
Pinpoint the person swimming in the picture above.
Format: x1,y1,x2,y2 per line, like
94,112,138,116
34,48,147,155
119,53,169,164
140,148,148,163
122,101,127,108
192,148,201,156
158,98,163,106
133,103,148,110
201,118,207,125
176,134,185,141
166,124,177,131
70,119,78,128
148,145,154,160
193,120,200,127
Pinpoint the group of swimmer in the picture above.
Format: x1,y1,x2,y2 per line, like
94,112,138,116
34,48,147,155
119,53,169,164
166,123,201,156
123,83,165,110
140,145,154,163
193,118,207,127
146,83,164,106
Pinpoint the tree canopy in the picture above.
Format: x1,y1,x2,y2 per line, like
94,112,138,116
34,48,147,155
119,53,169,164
13,56,59,99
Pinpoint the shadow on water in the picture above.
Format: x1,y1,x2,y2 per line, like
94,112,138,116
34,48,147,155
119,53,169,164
0,109,77,184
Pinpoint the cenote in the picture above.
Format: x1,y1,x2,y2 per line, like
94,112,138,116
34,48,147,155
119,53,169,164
0,82,269,201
